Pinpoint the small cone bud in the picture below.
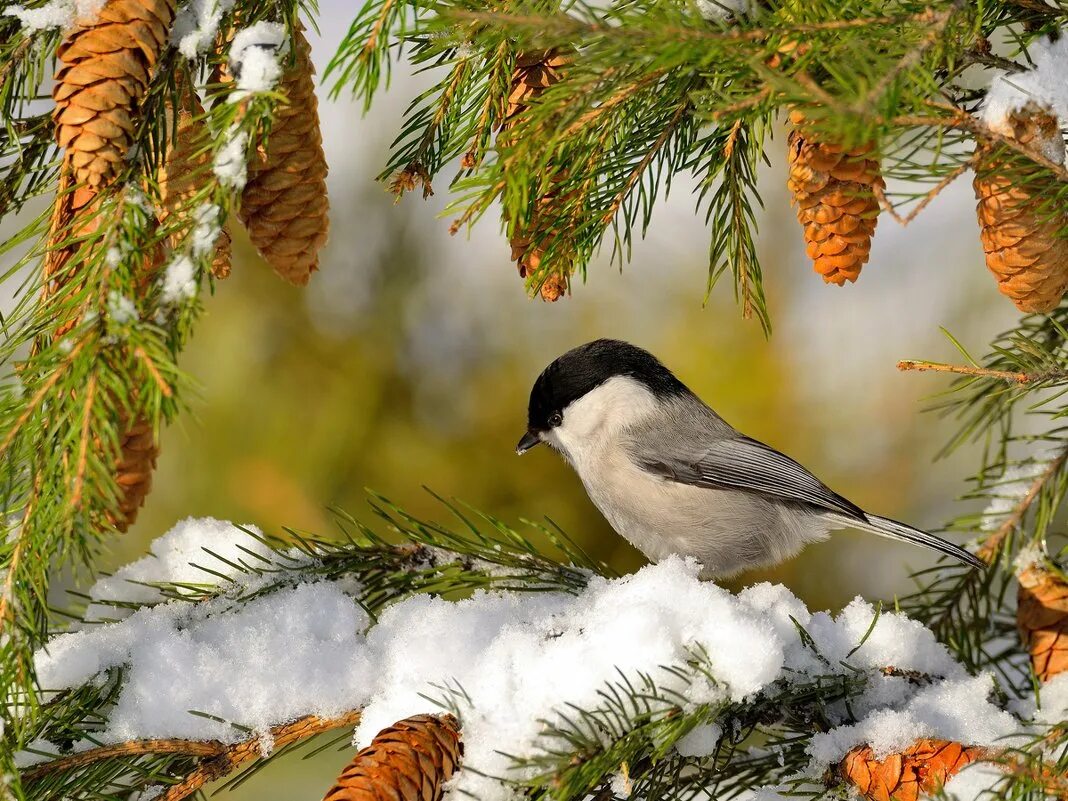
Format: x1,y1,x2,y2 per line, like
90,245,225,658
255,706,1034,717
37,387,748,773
236,25,329,286
1018,562,1068,682
787,111,884,286
498,50,573,301
322,715,462,801
973,104,1068,313
159,79,231,279
840,739,987,801
53,0,177,189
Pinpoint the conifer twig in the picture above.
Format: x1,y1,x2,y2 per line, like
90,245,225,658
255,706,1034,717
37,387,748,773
895,359,1059,383
159,709,363,801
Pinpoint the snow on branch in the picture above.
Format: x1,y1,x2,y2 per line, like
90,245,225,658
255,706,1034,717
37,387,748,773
16,513,1068,801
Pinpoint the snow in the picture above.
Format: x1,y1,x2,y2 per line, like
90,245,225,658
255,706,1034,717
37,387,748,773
160,255,197,304
695,0,750,21
807,674,1017,765
980,452,1056,532
190,203,223,258
7,0,105,31
942,762,1007,801
675,722,723,757
212,128,248,189
171,0,237,59
228,22,287,97
37,583,371,742
29,526,1058,800
981,36,1068,163
106,291,137,325
82,517,274,623
1028,672,1068,726
1012,541,1047,575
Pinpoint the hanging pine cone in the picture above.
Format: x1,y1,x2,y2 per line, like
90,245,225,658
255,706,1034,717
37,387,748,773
53,0,176,189
159,78,232,279
108,416,158,531
1018,562,1068,682
499,49,573,302
973,104,1068,313
786,111,884,286
840,739,988,801
322,714,462,801
237,25,329,286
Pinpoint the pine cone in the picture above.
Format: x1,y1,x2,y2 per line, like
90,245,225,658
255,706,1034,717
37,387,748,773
322,714,462,801
53,0,176,189
499,50,573,302
1018,562,1068,682
973,105,1068,313
237,25,329,286
159,79,232,279
787,112,884,286
840,739,987,801
109,415,158,531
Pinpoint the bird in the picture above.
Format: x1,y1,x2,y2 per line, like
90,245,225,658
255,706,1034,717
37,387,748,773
516,339,984,579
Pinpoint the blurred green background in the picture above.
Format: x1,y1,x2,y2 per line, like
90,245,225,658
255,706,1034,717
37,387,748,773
61,1,1026,796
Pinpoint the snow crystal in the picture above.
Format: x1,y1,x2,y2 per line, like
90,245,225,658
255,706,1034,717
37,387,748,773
213,129,248,189
83,517,274,622
807,674,1017,764
942,762,1007,801
1033,672,1068,725
609,770,632,798
160,255,198,304
106,291,137,325
7,0,104,32
695,0,750,21
190,203,223,257
228,23,288,97
37,582,372,742
171,0,237,59
675,722,723,757
1012,540,1047,575
981,36,1068,163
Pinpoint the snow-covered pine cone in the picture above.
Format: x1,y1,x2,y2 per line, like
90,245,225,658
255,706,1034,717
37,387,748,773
237,24,329,286
840,738,988,801
787,112,884,286
973,104,1068,313
322,715,462,801
53,0,176,189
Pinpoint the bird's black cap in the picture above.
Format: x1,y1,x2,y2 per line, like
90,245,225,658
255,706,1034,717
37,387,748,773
526,339,688,433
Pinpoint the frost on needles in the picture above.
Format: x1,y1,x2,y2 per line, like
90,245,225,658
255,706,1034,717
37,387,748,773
19,516,1067,801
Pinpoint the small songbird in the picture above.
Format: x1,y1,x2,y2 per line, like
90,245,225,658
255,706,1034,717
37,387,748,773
516,339,983,578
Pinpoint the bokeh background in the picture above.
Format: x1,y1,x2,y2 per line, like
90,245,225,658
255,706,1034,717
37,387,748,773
32,1,1030,796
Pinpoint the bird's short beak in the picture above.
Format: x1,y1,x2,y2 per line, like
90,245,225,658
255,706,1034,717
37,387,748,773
516,430,542,455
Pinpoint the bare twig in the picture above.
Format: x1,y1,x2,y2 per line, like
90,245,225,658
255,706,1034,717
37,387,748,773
160,709,362,801
894,359,1055,383
874,159,973,226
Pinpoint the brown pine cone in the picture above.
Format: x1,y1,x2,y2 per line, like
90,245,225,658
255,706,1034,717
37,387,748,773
159,78,232,279
787,112,884,286
499,49,573,302
237,24,329,286
1018,561,1068,682
973,105,1068,313
53,0,176,189
109,416,159,531
840,738,988,801
322,714,462,801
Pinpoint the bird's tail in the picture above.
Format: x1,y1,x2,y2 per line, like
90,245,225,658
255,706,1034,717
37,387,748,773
827,513,985,569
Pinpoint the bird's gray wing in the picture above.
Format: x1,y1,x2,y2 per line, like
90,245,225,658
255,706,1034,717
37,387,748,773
633,434,866,521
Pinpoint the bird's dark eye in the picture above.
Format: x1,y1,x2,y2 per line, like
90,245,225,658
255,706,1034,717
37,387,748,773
548,412,563,427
